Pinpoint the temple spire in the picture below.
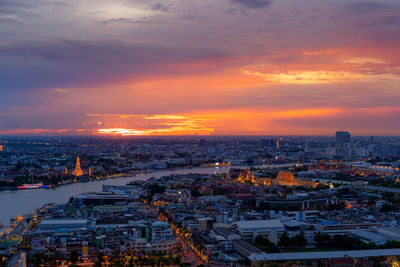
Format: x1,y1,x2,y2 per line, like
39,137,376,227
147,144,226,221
72,156,85,176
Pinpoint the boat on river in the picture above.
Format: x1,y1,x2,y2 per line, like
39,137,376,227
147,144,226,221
17,183,50,190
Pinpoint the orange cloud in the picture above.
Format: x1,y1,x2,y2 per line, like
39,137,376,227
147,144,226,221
95,108,343,136
242,70,400,84
2,107,398,136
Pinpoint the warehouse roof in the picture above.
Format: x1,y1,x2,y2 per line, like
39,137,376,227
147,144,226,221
249,248,400,261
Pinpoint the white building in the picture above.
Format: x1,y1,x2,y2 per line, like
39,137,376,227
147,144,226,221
232,219,285,244
151,221,173,241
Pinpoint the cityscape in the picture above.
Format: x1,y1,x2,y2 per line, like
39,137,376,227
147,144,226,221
1,133,400,266
1,0,400,266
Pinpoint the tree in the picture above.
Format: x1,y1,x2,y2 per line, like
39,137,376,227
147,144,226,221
70,251,79,263
383,240,400,248
112,260,123,267
253,236,280,253
148,183,166,194
190,189,201,197
213,188,227,195
292,233,307,247
314,232,376,250
278,232,291,247
278,232,307,248
174,256,182,265
382,191,394,200
381,203,396,212
314,232,331,248
367,197,377,207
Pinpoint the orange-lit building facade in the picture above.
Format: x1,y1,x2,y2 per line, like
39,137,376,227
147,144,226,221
237,170,315,187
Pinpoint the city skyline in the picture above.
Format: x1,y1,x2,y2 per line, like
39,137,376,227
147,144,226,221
1,0,400,135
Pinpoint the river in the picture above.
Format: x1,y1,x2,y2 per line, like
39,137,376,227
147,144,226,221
0,166,232,232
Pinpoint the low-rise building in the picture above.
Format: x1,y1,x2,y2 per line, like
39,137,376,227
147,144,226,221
232,219,285,243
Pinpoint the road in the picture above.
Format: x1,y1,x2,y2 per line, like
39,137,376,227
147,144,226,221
158,213,206,266
177,233,204,266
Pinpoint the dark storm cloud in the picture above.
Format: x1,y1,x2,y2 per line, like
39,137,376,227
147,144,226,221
0,39,229,67
0,39,230,91
0,0,34,16
150,2,169,12
344,2,400,40
0,107,89,130
231,0,272,9
0,0,64,17
0,1,31,10
377,15,400,29
0,17,21,25
343,1,392,13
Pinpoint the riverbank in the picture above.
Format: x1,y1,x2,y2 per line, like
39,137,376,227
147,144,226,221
0,162,272,192
0,163,299,232
0,165,205,191
0,166,234,232
0,173,136,191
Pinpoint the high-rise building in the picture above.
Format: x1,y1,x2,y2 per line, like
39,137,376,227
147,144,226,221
336,131,351,144
261,139,274,147
335,131,352,159
0,145,3,152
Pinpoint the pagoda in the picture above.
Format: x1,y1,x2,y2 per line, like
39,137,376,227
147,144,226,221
72,156,85,176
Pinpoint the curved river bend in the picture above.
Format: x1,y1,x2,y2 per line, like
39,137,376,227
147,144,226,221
0,166,231,231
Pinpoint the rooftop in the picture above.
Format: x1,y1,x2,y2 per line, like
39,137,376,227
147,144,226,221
214,227,238,238
232,239,264,253
234,219,284,230
40,218,88,225
249,249,400,261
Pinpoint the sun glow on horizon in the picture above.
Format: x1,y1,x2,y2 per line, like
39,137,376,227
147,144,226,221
94,108,343,136
92,106,400,136
98,126,214,136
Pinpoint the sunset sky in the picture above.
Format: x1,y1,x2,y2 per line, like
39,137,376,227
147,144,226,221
1,0,399,135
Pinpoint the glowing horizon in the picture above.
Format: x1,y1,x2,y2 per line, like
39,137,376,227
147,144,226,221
0,0,399,135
